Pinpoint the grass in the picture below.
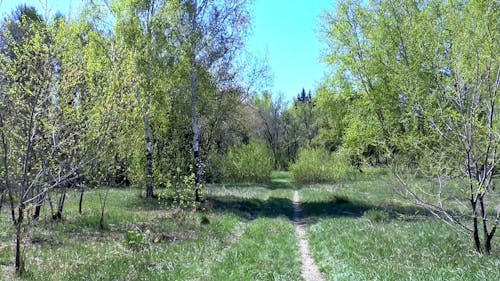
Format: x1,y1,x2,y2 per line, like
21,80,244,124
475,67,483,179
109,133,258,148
309,218,499,280
1,170,499,280
0,176,301,280
300,170,500,281
208,218,301,280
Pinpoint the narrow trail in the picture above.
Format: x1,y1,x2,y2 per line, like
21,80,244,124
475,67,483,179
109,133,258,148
293,190,325,281
204,221,249,276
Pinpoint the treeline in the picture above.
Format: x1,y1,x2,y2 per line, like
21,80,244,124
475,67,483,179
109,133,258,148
0,0,354,273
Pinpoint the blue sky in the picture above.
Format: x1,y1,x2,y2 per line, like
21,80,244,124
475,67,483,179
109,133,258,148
248,0,333,100
0,0,80,20
0,0,334,101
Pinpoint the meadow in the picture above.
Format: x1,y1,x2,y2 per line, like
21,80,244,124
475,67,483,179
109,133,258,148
0,171,498,280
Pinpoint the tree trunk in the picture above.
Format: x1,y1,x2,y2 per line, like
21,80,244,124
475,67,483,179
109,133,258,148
32,188,44,220
99,189,109,230
144,103,154,198
143,3,155,199
479,195,495,254
191,68,202,202
486,224,496,254
47,191,54,217
1,129,16,224
33,201,42,220
53,189,66,220
471,199,483,253
79,185,84,214
15,204,24,274
8,187,15,224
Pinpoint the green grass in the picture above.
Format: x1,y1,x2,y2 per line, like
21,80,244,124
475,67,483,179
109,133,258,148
0,173,301,280
1,170,499,280
309,218,499,281
208,218,301,280
300,172,500,281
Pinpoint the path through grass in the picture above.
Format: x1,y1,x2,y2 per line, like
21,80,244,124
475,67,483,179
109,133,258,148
1,170,499,280
293,190,325,281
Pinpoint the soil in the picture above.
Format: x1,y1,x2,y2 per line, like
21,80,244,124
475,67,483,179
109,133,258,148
293,190,325,281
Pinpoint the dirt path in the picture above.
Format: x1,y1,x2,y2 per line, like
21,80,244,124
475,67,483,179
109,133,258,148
293,190,325,281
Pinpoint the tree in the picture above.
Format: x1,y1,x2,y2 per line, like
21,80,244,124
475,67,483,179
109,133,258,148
252,92,287,169
293,89,316,147
166,0,251,201
110,0,185,199
0,6,125,272
112,0,164,198
280,88,317,164
321,0,500,254
398,0,500,255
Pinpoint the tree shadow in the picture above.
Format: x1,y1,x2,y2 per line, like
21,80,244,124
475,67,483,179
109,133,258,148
208,195,295,220
299,196,435,224
207,193,435,224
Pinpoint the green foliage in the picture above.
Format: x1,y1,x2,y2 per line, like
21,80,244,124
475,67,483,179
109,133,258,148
157,167,201,209
282,93,317,164
290,148,356,183
219,141,273,183
320,0,500,253
311,82,352,152
339,98,391,167
123,230,149,250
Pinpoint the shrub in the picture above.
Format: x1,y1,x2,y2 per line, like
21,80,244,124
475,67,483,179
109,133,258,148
222,141,273,183
123,230,149,250
156,166,201,209
205,153,226,183
290,148,356,183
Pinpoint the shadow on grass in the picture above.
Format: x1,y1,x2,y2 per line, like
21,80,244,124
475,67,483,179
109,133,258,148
300,196,435,224
209,171,433,222
208,195,295,220
208,194,434,224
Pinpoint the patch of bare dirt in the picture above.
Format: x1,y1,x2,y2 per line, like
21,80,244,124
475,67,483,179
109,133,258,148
293,190,325,281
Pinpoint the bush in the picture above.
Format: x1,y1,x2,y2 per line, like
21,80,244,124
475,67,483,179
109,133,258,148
221,141,273,183
156,166,201,209
290,148,356,183
123,230,149,250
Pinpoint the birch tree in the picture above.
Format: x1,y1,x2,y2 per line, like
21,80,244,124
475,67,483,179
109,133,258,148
166,0,251,201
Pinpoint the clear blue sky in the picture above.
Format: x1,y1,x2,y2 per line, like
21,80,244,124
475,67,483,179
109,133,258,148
0,0,334,100
248,0,334,100
0,0,80,20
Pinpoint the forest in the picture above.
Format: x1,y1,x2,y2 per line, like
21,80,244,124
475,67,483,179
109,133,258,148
0,0,499,280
